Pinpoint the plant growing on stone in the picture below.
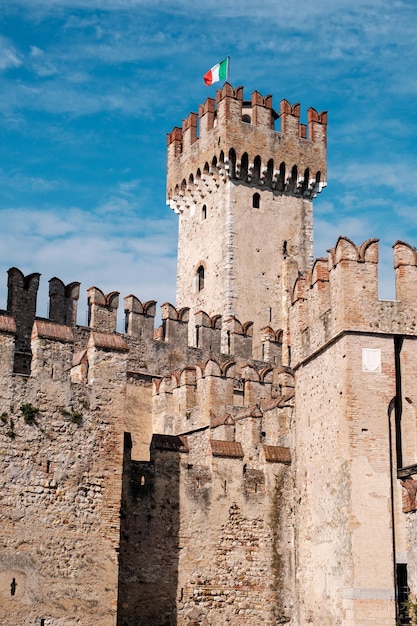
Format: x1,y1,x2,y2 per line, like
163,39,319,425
59,406,83,425
6,418,15,439
20,403,39,425
406,597,417,625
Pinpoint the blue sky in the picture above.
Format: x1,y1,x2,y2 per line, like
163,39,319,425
0,0,416,322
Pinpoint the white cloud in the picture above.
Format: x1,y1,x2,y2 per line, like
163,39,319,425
0,36,22,70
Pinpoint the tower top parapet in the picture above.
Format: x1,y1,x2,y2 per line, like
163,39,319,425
167,83,327,209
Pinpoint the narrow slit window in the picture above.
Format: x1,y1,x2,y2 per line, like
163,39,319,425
253,193,260,208
197,266,205,291
202,204,207,220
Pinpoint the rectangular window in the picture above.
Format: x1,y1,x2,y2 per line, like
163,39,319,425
397,563,410,624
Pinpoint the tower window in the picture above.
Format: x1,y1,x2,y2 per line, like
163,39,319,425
197,266,205,291
252,193,260,209
202,204,207,220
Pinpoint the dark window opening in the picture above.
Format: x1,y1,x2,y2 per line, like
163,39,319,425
197,266,204,291
240,152,249,181
228,148,236,179
397,563,410,624
242,113,251,123
253,155,261,182
202,204,207,220
290,165,298,193
252,193,260,209
302,168,310,195
278,162,286,191
265,159,274,185
10,578,16,596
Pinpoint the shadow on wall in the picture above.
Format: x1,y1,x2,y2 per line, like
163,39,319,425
117,433,182,626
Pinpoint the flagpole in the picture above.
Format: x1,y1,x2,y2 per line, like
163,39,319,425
227,56,230,82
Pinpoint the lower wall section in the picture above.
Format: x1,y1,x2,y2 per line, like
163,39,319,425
117,441,294,625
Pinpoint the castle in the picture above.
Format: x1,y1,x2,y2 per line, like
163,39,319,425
0,83,416,626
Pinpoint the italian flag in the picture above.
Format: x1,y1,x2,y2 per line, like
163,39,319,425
203,57,229,86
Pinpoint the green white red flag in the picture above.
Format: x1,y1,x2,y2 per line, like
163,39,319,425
203,57,230,86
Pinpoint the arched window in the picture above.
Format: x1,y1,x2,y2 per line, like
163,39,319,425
302,168,309,195
278,162,286,191
197,266,205,291
252,193,260,209
202,204,207,220
265,159,274,185
228,148,236,179
290,165,298,193
242,114,251,123
240,152,249,181
253,156,261,183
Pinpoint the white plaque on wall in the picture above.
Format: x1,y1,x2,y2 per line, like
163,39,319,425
362,348,381,373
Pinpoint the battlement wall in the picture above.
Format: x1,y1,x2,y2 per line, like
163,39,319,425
167,83,327,212
0,267,284,385
290,237,417,365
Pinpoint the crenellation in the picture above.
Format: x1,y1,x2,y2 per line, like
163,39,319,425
124,294,156,339
393,240,417,303
194,310,222,352
48,277,80,326
160,302,190,345
7,267,41,374
260,326,283,364
167,84,327,213
198,96,216,134
223,317,253,358
87,286,120,333
182,111,198,148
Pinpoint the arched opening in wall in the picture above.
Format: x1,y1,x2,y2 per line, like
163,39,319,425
181,178,187,192
278,162,286,191
189,173,194,185
302,168,310,195
253,155,261,183
265,158,274,185
197,266,205,291
228,148,236,179
212,156,217,169
240,152,249,181
252,193,260,209
290,165,298,193
202,204,207,220
203,162,209,175
196,168,201,180
219,150,225,164
242,113,251,123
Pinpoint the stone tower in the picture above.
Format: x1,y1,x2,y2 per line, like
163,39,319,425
167,83,327,358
